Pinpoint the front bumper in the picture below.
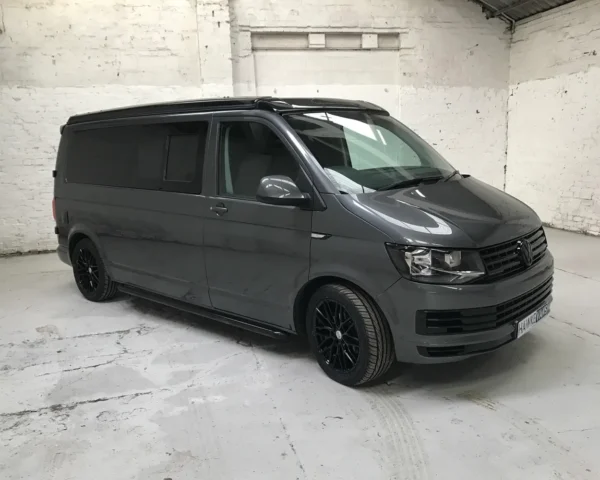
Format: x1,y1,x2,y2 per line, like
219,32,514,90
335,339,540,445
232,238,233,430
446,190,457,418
377,250,554,364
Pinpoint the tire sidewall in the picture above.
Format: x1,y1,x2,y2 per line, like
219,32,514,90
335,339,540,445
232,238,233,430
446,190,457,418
72,239,109,302
306,285,373,386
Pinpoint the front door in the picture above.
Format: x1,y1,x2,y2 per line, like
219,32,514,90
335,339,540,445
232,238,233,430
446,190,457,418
203,115,312,331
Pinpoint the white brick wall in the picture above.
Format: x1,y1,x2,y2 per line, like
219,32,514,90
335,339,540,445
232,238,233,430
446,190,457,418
232,0,510,187
1,0,512,253
0,0,231,254
507,0,600,235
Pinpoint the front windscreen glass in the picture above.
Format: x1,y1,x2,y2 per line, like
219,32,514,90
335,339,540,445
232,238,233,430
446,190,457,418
285,111,455,193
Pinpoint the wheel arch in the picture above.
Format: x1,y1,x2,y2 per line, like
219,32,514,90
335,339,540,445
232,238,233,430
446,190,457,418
67,225,107,263
293,274,388,337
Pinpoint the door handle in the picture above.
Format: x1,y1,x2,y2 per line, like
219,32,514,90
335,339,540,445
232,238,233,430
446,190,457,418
210,203,228,216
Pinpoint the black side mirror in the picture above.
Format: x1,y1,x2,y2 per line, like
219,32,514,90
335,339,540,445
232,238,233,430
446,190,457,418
256,175,311,207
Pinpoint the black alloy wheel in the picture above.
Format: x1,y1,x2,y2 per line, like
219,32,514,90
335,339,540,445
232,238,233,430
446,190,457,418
75,247,99,294
71,238,118,302
307,284,395,387
314,299,360,373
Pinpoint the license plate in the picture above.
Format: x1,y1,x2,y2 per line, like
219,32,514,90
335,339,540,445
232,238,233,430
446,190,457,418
516,303,551,338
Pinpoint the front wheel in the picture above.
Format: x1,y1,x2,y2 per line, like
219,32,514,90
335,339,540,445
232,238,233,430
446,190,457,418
306,284,395,387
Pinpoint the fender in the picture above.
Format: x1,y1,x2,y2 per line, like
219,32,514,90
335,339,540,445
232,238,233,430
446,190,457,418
67,224,111,268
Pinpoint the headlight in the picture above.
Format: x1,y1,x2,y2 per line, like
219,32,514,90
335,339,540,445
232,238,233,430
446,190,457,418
385,244,485,284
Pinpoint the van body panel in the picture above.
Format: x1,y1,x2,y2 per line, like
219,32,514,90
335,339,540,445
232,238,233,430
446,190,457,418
203,198,311,331
61,183,212,306
309,194,400,304
341,176,542,249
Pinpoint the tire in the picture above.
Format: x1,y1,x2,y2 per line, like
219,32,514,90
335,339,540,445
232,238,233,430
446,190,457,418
306,283,395,387
71,238,118,302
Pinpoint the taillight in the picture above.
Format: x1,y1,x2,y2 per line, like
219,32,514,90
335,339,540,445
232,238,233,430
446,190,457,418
52,197,56,221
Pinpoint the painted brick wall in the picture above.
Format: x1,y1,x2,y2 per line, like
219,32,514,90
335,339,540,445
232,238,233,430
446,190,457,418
0,0,230,254
507,0,600,235
0,0,510,253
232,0,510,189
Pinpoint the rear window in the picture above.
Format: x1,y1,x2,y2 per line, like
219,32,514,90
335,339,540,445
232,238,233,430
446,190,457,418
66,121,209,193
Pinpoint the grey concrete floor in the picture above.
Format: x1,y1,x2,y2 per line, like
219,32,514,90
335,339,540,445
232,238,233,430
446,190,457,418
1,228,599,480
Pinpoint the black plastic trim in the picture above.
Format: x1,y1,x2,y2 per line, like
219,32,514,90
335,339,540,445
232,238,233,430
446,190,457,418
418,333,514,358
118,284,290,339
416,276,553,335
66,97,388,126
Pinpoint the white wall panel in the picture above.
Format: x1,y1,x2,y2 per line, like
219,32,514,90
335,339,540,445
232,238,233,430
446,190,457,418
507,0,600,235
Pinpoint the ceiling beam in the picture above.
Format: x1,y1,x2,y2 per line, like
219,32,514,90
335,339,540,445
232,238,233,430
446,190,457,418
489,0,537,18
472,0,517,29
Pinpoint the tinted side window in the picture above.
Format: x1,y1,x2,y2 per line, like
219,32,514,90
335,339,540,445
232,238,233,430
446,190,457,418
219,121,300,199
66,121,209,193
165,136,198,182
67,125,155,188
163,122,209,193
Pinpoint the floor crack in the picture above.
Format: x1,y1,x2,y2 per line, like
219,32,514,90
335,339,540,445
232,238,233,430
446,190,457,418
63,325,155,341
549,315,600,339
35,358,117,377
0,389,166,419
554,267,600,284
278,415,307,479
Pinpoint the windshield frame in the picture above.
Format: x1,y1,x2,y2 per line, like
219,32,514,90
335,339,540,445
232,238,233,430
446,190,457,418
283,110,456,194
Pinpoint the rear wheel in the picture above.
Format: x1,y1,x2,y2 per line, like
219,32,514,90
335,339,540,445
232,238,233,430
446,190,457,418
306,284,395,386
71,238,118,302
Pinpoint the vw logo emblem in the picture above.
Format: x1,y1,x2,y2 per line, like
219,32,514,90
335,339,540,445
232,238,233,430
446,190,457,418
517,239,533,267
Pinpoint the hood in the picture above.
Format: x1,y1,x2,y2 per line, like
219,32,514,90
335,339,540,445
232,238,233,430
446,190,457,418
339,176,541,249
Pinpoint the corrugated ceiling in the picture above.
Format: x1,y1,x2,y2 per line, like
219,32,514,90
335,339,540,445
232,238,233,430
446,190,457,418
472,0,577,24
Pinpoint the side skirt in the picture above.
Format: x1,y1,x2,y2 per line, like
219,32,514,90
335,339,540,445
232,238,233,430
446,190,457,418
118,284,290,339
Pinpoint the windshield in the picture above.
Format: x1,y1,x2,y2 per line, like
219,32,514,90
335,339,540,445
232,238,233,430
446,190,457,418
285,111,455,194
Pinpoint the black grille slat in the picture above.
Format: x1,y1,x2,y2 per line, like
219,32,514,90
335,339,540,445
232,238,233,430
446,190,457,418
527,229,544,241
531,236,546,249
478,227,548,282
497,283,552,321
486,258,521,272
417,277,553,335
481,245,517,261
419,334,514,358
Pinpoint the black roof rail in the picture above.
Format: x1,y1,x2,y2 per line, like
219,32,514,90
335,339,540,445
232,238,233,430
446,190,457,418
65,96,388,126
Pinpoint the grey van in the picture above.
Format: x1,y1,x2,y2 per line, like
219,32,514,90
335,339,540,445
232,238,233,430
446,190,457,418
53,97,553,386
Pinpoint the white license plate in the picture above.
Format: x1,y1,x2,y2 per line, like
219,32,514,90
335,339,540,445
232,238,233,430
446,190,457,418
516,303,551,338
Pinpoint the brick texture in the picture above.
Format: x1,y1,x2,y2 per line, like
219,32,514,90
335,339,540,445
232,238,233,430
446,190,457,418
507,0,600,235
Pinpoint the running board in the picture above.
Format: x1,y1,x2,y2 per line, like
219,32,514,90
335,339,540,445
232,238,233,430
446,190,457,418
118,284,289,339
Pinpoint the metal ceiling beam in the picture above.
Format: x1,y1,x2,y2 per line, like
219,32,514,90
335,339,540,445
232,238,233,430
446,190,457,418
489,0,537,18
473,0,517,30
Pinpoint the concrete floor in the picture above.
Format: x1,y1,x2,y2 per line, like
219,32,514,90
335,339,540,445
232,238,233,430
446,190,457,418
1,228,599,480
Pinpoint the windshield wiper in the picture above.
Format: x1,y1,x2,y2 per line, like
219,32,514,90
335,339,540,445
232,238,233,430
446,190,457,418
377,176,443,192
442,170,461,182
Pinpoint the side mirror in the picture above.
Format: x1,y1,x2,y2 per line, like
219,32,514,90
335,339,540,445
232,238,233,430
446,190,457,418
256,175,311,207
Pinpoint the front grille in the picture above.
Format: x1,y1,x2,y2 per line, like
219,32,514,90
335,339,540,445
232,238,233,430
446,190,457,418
479,227,548,282
416,276,553,336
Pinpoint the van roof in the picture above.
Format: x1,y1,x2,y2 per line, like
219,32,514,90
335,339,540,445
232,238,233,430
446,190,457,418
65,97,388,125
